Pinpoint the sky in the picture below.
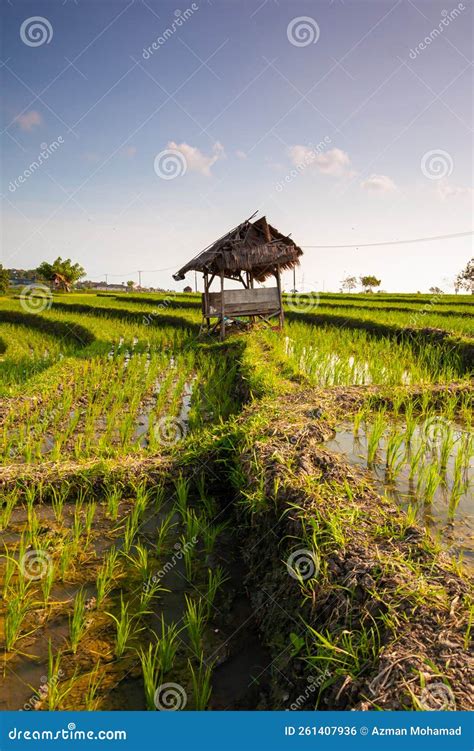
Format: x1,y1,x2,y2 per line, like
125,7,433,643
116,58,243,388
1,0,473,292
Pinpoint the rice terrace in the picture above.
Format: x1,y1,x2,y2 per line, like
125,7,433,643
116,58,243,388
0,219,472,714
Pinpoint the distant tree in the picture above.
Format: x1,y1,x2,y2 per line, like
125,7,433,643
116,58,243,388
36,257,86,291
126,280,135,291
0,264,9,294
428,286,444,295
341,275,357,293
455,258,474,294
360,275,381,293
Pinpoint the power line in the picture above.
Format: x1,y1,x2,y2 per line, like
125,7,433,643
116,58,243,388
302,230,473,249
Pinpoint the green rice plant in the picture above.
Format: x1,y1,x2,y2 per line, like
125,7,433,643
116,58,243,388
41,559,56,604
156,510,177,553
124,542,150,580
188,654,212,709
203,566,228,618
408,441,425,480
139,641,161,710
139,578,167,610
96,548,119,607
105,483,122,520
71,507,84,552
59,538,74,581
107,594,142,658
385,430,406,479
154,484,165,512
5,591,32,651
174,475,189,519
84,663,103,710
156,615,180,674
183,595,207,657
449,450,466,516
123,513,140,554
200,521,227,556
84,502,97,543
69,588,88,654
51,483,69,522
366,412,386,465
46,641,76,710
0,490,19,531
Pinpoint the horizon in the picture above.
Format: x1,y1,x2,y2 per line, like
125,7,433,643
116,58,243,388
1,0,473,293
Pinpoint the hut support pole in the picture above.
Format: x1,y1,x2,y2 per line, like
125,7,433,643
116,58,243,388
204,272,210,331
220,270,225,341
276,265,284,329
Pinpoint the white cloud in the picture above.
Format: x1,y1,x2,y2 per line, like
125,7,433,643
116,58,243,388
360,174,397,193
15,110,42,131
436,181,473,200
236,150,247,160
122,145,137,158
288,145,353,177
167,141,224,176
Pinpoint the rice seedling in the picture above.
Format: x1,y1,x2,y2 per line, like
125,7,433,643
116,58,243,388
203,566,228,618
124,542,150,581
95,548,119,607
156,510,177,554
156,615,181,674
69,588,88,654
366,412,386,465
174,475,190,519
51,483,68,522
188,655,213,709
84,663,103,710
4,591,32,651
139,641,161,710
107,594,142,658
183,595,207,657
105,483,122,520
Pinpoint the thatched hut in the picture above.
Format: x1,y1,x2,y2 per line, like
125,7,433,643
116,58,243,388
52,273,71,292
173,213,302,339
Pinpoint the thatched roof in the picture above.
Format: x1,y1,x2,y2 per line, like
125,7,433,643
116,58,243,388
173,214,303,282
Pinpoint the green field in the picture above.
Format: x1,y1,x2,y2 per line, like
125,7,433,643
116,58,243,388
0,290,472,711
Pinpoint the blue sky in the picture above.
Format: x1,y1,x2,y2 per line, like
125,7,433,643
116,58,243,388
1,0,472,291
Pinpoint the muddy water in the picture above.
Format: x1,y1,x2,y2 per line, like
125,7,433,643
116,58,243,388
325,424,474,571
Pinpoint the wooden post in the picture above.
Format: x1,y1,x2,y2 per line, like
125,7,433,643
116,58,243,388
203,272,210,330
220,270,225,341
276,265,284,329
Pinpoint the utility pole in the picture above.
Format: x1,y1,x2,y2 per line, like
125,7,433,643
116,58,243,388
293,266,296,293
194,271,197,293
138,270,142,288
105,274,108,287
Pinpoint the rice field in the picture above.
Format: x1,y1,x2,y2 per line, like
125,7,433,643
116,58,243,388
0,290,472,711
